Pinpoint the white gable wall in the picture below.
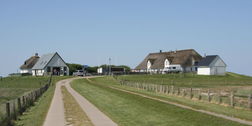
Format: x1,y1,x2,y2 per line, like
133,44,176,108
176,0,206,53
47,54,67,67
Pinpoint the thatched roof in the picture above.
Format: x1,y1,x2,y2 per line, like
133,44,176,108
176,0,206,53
20,55,40,70
135,49,202,70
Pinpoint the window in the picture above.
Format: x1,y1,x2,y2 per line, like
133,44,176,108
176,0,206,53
147,60,152,69
164,59,170,68
173,67,176,69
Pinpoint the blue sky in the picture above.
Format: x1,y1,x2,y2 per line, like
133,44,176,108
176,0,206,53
0,0,252,76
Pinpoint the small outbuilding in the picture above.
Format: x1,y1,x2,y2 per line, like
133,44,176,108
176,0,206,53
32,52,69,76
197,55,227,75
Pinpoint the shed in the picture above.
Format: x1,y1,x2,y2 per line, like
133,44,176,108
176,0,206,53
197,55,227,75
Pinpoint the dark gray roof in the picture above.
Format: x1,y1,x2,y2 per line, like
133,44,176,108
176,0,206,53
198,55,218,66
32,53,56,70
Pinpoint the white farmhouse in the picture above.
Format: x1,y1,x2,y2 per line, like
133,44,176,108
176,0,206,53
134,49,202,74
197,55,227,75
32,52,69,76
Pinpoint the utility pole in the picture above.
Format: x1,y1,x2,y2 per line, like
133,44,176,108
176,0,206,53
109,58,111,76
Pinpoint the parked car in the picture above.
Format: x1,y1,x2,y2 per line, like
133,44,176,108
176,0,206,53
73,70,84,76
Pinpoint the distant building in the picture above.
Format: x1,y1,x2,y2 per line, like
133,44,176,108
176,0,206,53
32,52,69,76
134,49,202,74
20,53,40,74
197,55,227,75
97,67,126,75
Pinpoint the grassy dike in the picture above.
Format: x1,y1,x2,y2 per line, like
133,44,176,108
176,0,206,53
94,77,252,121
14,76,71,126
71,78,249,126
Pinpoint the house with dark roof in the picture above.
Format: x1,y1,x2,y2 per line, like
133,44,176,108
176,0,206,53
20,53,40,74
197,55,227,75
134,49,202,73
32,52,69,76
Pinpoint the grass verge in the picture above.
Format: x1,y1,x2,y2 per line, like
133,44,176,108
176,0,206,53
71,78,248,126
61,86,93,126
94,77,252,121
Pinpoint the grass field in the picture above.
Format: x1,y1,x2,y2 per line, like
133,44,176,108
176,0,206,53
14,76,71,126
71,78,249,126
0,76,50,105
117,73,252,88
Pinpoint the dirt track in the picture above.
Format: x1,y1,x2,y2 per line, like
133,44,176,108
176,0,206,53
43,77,117,126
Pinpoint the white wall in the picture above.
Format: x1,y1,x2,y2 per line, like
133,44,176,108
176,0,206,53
32,69,45,76
20,69,32,74
211,66,226,75
197,67,211,75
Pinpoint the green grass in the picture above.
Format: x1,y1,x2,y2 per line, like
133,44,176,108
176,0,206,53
117,73,252,88
0,76,50,105
61,86,93,126
92,77,252,121
71,78,249,126
14,76,71,126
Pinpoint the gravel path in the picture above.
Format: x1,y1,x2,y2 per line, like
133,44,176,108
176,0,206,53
43,79,67,126
43,77,117,126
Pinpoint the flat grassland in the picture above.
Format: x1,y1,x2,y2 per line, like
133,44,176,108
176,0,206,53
0,76,50,104
71,77,251,126
117,73,252,96
0,76,70,126
117,73,252,88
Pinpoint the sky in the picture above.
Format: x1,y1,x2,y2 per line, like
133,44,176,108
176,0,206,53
0,0,252,76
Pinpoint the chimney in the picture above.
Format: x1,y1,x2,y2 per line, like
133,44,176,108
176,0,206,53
160,50,162,53
35,53,38,56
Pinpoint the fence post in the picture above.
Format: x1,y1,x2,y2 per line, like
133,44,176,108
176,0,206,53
166,86,169,94
190,88,193,99
13,102,17,120
249,94,252,109
22,96,26,111
18,98,22,115
198,89,202,100
6,102,11,118
230,92,234,107
177,88,180,96
218,91,222,104
207,89,211,102
182,89,186,97
171,86,174,94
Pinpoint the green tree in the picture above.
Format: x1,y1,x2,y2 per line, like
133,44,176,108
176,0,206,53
67,63,83,75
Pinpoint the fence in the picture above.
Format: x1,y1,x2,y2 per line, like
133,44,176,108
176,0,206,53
119,80,252,110
0,76,52,126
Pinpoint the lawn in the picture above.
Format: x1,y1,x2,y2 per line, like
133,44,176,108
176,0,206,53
71,78,249,126
0,76,70,126
0,76,50,105
14,76,71,126
117,73,252,88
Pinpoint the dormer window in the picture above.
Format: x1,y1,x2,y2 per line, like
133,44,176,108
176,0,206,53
164,59,170,68
24,61,27,65
147,60,152,69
